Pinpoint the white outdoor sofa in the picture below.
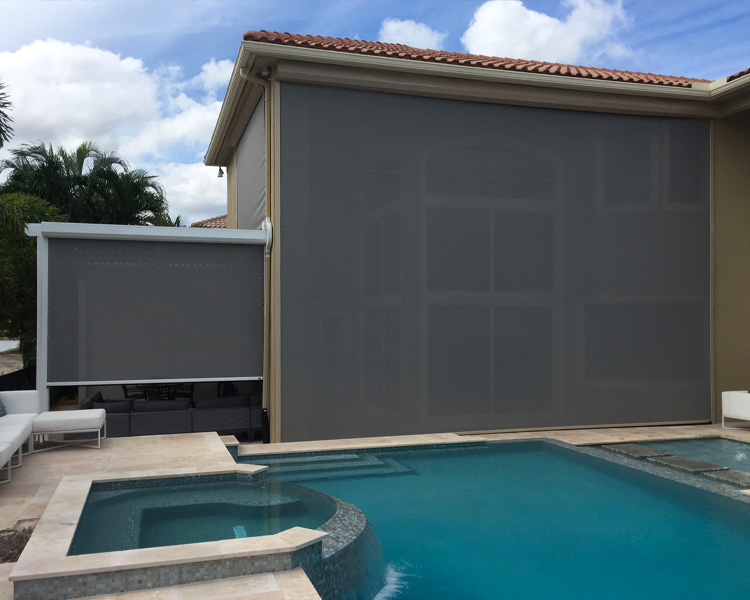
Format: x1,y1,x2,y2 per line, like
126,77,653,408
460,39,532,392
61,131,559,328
0,390,107,484
722,391,750,428
0,390,40,484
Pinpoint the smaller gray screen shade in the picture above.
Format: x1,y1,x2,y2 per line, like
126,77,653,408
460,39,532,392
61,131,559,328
47,238,264,383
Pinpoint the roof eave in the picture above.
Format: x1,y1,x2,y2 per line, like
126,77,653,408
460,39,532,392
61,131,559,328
236,40,713,100
708,73,750,116
205,45,256,166
206,40,746,165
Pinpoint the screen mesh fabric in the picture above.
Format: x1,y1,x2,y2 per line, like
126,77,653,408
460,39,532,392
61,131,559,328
47,238,264,383
237,94,267,230
278,83,710,441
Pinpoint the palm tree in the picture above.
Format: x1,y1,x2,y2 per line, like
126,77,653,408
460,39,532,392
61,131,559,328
148,212,185,227
1,142,78,216
87,168,169,225
0,141,168,225
0,80,13,149
0,193,62,363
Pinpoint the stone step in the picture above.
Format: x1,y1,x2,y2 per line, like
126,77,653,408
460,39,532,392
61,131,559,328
702,469,750,487
270,456,412,483
262,454,392,476
646,455,728,473
601,443,671,458
256,452,361,466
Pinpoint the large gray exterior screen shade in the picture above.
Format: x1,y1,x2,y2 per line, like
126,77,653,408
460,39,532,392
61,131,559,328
237,95,266,230
47,239,264,383
279,83,710,442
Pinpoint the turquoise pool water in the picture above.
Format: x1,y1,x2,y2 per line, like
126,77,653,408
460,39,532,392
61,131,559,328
647,437,750,472
248,442,750,600
69,479,337,555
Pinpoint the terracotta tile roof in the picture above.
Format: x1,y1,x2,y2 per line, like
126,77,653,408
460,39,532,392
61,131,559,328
243,30,709,88
191,214,227,228
728,67,750,83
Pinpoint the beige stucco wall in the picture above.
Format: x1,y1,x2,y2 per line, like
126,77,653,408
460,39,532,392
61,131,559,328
713,110,750,421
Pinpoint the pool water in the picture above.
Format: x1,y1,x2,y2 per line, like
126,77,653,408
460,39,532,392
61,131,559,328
69,479,337,555
255,442,750,600
647,437,750,472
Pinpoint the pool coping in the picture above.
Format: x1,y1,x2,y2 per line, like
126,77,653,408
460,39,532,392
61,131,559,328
238,432,477,458
9,463,328,588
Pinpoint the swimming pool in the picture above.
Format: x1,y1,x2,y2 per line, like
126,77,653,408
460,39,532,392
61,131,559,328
646,437,750,472
244,441,750,600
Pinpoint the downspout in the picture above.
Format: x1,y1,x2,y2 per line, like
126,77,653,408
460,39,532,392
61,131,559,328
240,65,276,439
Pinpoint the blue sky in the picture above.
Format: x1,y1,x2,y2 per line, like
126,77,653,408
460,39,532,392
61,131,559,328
0,0,748,224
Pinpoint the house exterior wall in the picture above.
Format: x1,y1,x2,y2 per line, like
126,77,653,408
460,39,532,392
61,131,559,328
713,111,750,420
274,82,711,442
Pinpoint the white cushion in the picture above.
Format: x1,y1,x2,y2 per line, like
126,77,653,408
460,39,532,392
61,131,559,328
32,409,106,434
723,391,750,420
0,430,29,445
0,414,35,432
0,391,41,415
0,416,33,440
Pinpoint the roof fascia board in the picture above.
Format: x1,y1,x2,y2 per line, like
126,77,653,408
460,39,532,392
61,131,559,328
239,40,713,102
26,222,266,245
275,60,723,119
709,74,750,116
205,46,255,166
710,74,750,98
720,91,750,117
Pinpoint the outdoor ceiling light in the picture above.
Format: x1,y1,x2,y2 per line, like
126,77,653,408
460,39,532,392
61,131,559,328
217,167,224,178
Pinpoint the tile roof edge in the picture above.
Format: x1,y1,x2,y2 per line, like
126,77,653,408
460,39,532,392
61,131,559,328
191,214,228,228
728,67,750,83
243,30,710,88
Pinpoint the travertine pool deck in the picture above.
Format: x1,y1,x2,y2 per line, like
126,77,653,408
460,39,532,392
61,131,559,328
473,423,750,445
0,432,238,531
2,424,750,600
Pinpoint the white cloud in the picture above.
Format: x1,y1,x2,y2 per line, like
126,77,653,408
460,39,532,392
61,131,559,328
146,162,226,225
191,59,234,93
0,38,230,222
379,18,447,50
119,96,222,161
461,0,630,64
0,39,160,151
